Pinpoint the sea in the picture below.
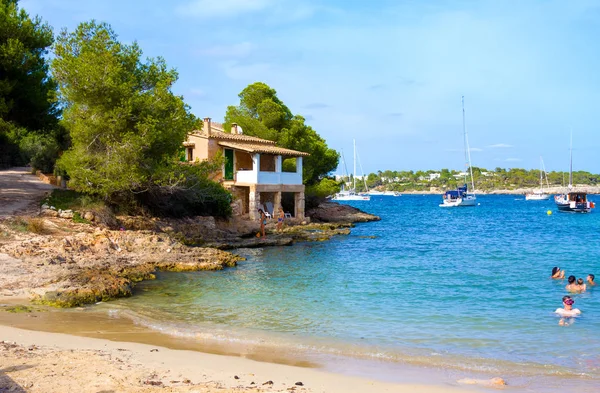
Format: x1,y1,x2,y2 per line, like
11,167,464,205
95,195,600,391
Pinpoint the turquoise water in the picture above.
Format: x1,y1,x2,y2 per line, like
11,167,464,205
104,195,600,386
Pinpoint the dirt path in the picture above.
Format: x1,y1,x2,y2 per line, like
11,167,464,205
0,167,56,217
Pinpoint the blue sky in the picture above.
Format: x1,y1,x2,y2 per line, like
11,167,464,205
20,0,600,174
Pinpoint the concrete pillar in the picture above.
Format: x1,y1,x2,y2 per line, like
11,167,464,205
296,157,303,175
249,186,260,220
275,155,282,173
254,153,261,172
274,191,282,218
295,191,305,219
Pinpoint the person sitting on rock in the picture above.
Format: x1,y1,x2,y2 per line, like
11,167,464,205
258,209,267,239
276,207,284,232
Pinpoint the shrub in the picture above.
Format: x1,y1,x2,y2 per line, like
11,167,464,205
27,218,47,234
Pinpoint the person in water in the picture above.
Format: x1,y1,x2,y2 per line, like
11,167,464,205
258,209,267,238
566,275,579,292
577,278,587,292
555,296,581,325
587,274,596,287
551,267,565,279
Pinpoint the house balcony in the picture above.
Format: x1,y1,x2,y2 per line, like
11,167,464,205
235,170,302,185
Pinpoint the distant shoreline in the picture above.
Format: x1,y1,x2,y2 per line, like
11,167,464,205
395,185,600,195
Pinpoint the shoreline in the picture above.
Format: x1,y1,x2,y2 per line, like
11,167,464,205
390,186,600,195
0,322,488,393
1,300,597,393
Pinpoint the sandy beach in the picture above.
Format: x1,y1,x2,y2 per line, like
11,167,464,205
0,323,491,393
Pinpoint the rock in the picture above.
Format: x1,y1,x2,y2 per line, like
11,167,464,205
262,380,274,385
457,377,506,386
295,381,304,386
234,375,240,379
83,212,94,221
58,209,74,219
41,209,59,217
306,202,380,223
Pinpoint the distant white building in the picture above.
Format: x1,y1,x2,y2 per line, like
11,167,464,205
429,173,441,181
453,172,468,179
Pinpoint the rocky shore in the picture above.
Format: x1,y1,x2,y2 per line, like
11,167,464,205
0,200,379,308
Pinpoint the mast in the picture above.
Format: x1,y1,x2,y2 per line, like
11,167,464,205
462,96,476,193
539,156,543,192
568,130,573,189
353,139,357,191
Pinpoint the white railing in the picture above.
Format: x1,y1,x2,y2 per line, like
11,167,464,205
235,170,301,185
236,170,257,183
258,171,302,185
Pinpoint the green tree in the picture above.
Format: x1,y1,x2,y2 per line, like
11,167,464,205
53,21,230,216
0,0,62,168
225,82,339,186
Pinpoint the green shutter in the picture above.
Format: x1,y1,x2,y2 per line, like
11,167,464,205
224,149,234,180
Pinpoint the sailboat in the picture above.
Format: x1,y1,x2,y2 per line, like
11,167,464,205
440,96,477,208
333,140,370,201
554,133,594,213
525,157,551,201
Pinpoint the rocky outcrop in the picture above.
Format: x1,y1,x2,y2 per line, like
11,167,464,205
1,228,242,307
306,202,380,223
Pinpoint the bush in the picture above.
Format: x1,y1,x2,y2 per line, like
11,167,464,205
135,162,232,218
19,133,60,173
27,218,47,234
305,177,341,209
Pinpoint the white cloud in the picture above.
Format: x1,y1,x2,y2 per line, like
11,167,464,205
175,0,271,18
487,143,513,148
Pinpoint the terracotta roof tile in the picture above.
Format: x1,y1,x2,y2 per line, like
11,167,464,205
217,141,310,157
190,129,277,144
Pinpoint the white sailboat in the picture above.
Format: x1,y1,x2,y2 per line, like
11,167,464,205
333,140,370,201
525,157,551,200
440,96,477,208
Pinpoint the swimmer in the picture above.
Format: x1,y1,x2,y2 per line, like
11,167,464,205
551,267,565,279
566,275,579,292
577,278,587,292
555,295,581,320
587,274,596,287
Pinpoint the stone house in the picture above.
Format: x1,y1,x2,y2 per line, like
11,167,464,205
183,118,309,220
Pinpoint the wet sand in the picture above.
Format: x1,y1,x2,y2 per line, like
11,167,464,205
0,318,484,393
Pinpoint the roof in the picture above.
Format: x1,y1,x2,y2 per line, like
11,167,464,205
189,129,277,145
188,122,309,156
217,141,310,157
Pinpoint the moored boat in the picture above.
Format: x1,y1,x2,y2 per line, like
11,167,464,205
554,133,593,213
332,140,370,201
440,184,477,207
554,192,594,213
525,157,551,200
440,96,477,208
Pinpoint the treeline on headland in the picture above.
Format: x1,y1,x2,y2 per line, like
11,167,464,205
0,0,338,218
349,167,600,193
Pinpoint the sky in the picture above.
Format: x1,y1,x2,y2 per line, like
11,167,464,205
20,0,600,174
